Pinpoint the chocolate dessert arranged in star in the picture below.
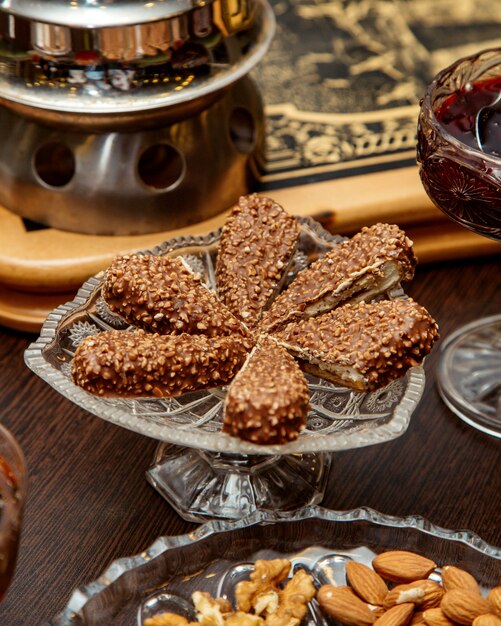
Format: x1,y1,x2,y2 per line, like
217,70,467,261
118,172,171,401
72,194,439,445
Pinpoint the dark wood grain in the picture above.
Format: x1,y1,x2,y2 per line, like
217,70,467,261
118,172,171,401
0,255,500,625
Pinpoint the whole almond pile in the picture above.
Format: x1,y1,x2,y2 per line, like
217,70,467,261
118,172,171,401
317,551,501,626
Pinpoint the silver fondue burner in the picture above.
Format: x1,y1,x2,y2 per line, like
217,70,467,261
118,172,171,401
0,0,274,235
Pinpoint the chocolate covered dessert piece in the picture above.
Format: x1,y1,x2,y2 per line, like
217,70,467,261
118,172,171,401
103,254,249,340
260,223,417,333
72,330,248,398
272,298,439,391
216,194,299,328
223,335,310,445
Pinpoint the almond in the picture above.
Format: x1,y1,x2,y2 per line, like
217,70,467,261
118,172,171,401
442,567,481,594
411,611,426,625
373,552,437,583
473,616,501,626
423,608,456,626
369,605,387,619
488,588,501,618
383,583,426,609
441,589,492,625
317,585,376,626
374,603,415,626
347,561,389,605
384,581,444,610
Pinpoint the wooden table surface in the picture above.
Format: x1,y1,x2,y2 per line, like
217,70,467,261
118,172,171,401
0,254,500,625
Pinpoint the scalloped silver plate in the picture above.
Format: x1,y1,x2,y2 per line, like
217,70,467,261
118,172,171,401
25,216,426,456
48,506,501,626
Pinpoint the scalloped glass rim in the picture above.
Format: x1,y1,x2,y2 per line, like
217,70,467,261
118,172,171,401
25,216,426,456
51,505,501,625
422,46,501,169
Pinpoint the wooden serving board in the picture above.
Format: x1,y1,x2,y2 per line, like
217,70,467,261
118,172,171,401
1,164,499,333
1,165,498,294
4,0,501,331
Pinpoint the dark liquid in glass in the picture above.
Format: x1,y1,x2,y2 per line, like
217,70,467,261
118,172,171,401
417,74,501,241
0,456,21,601
437,76,501,157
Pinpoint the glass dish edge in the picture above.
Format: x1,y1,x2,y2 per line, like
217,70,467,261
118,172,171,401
48,505,501,626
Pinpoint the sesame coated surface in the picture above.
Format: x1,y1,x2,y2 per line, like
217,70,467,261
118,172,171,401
216,194,299,328
71,330,248,398
103,254,249,340
223,335,310,445
273,298,439,391
261,223,417,333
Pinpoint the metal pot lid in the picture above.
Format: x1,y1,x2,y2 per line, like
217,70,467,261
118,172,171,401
0,0,275,115
0,0,213,28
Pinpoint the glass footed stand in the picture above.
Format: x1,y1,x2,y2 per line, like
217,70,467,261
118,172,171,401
25,217,426,523
147,443,331,522
436,314,501,438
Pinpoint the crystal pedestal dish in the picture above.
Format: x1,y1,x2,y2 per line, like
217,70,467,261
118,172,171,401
46,506,501,626
25,218,426,522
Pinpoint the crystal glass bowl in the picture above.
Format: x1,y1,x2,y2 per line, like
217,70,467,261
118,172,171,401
416,48,501,438
46,506,501,626
25,217,426,521
417,47,501,241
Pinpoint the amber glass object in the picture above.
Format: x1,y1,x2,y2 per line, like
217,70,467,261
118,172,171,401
0,424,25,601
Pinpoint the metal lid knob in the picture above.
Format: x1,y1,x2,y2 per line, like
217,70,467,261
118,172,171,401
0,0,213,28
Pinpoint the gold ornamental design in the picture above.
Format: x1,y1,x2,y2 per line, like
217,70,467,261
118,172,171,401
256,0,501,186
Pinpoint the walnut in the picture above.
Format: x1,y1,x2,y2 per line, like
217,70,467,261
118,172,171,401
266,570,316,626
254,591,280,616
225,612,265,626
193,591,232,626
148,559,315,626
144,613,196,626
236,559,292,613
235,559,315,626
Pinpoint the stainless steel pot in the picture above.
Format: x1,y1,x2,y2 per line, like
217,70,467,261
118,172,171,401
0,0,274,235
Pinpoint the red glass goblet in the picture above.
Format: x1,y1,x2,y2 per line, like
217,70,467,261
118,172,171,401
417,48,501,437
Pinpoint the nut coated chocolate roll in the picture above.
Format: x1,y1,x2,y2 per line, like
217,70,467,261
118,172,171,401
103,254,249,340
216,194,299,328
261,223,417,333
223,335,310,445
72,330,248,398
272,298,439,391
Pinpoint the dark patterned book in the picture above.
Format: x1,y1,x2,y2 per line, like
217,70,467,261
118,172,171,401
255,0,501,190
